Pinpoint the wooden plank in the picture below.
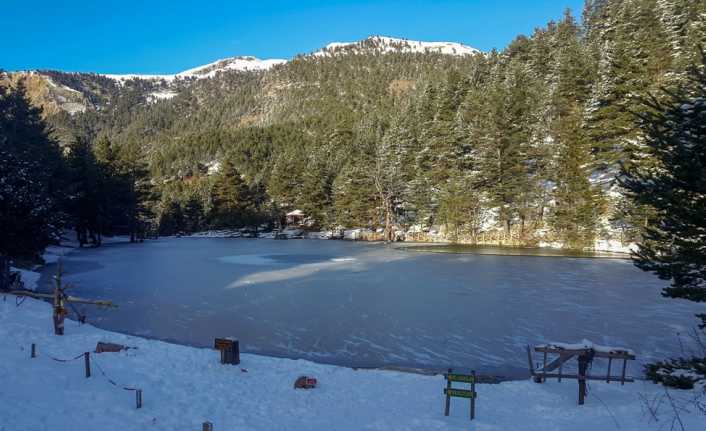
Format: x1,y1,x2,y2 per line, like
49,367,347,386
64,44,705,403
214,338,235,350
446,373,475,383
535,373,634,383
537,353,575,373
444,388,477,399
534,346,635,360
7,291,116,308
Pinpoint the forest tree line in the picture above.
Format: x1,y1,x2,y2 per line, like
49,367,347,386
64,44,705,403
2,0,705,259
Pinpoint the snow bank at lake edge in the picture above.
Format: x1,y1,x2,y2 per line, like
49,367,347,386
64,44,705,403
1,297,703,430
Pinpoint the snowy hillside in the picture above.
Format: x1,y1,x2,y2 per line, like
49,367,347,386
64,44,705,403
177,56,287,78
103,36,479,83
103,56,286,83
312,36,481,57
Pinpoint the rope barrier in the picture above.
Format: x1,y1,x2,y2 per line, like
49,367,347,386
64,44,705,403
92,356,140,392
49,352,86,363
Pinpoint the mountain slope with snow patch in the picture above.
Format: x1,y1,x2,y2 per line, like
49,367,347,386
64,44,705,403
312,36,481,57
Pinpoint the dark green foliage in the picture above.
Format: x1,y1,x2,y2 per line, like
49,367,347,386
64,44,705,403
3,0,705,248
0,83,64,259
621,51,706,390
210,158,262,228
620,53,706,302
645,356,706,390
66,137,107,246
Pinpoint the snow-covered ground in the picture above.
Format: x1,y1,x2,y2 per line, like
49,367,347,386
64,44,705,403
1,297,704,430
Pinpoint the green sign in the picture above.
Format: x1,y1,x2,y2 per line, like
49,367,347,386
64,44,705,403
444,388,476,399
446,373,475,383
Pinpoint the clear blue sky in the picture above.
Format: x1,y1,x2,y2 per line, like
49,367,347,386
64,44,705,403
4,0,584,74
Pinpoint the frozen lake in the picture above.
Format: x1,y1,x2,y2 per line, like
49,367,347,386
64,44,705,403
39,238,704,377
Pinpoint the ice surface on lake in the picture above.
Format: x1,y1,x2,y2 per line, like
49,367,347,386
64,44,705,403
39,238,705,376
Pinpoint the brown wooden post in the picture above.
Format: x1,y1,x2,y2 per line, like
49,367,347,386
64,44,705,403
541,350,548,383
136,390,143,409
606,357,612,383
577,353,588,405
52,264,66,336
620,359,627,385
31,343,36,358
470,370,476,420
526,345,534,378
202,422,213,431
444,368,451,416
84,352,91,378
215,338,240,365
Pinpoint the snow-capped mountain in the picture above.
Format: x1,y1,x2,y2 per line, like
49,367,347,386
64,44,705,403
103,36,479,83
103,56,287,82
4,35,481,112
176,56,287,78
312,36,480,57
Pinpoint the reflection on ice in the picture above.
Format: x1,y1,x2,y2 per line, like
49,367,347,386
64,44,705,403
226,256,360,288
218,254,280,266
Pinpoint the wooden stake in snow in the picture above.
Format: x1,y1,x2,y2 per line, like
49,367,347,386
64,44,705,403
202,422,213,431
214,338,239,365
84,352,91,378
136,390,143,409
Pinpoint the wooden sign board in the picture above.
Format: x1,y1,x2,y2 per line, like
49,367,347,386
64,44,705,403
446,373,475,383
444,388,476,399
443,368,477,420
214,338,235,350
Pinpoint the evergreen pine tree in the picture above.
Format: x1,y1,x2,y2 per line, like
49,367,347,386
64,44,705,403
620,52,706,303
211,158,253,228
0,83,64,259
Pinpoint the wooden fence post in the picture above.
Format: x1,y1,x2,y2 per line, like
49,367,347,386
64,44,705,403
31,343,36,358
577,354,588,405
136,390,143,409
444,368,451,416
84,352,91,378
202,422,213,431
470,370,476,420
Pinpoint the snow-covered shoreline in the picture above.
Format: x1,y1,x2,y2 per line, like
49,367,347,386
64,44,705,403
2,296,704,430
3,237,704,429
